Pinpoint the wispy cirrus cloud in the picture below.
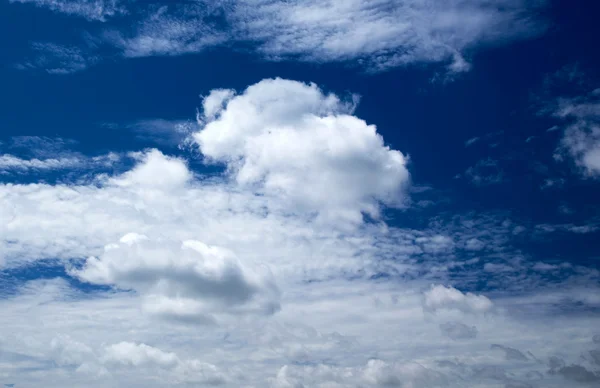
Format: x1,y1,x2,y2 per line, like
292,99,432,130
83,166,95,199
226,0,547,72
11,0,549,74
104,4,228,58
462,158,505,186
0,136,121,174
553,91,600,177
9,0,126,22
15,42,98,74
537,66,600,177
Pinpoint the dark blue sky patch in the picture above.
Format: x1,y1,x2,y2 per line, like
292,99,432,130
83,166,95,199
0,259,112,298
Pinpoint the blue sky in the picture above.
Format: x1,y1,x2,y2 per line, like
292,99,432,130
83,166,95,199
1,0,600,387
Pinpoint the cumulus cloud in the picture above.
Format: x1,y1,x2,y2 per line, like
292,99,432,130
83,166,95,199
1,78,600,387
272,359,450,388
194,78,409,225
71,233,280,323
423,285,493,314
109,149,192,189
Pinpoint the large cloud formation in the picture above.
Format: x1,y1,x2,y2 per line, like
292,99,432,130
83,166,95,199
195,78,409,225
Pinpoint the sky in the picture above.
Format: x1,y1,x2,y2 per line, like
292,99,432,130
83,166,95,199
1,0,600,387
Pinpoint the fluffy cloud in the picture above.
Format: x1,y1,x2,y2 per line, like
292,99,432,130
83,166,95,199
2,78,600,387
71,234,280,323
194,78,409,225
272,359,450,388
423,285,493,314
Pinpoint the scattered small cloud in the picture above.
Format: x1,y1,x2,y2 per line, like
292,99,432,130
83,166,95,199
423,285,493,314
541,178,566,190
465,137,480,147
464,158,504,186
535,223,599,234
16,42,97,74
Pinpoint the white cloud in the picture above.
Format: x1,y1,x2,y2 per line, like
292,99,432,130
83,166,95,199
109,149,192,189
546,88,600,177
464,238,485,251
0,155,83,171
106,4,227,58
423,285,493,314
102,342,177,368
415,235,454,254
1,78,600,387
0,153,119,173
9,0,125,21
194,78,409,225
228,0,546,72
12,0,548,73
272,359,451,388
71,234,280,323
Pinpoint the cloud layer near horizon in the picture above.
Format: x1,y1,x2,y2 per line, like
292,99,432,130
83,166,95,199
1,78,599,387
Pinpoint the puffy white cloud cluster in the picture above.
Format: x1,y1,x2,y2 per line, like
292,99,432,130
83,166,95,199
273,359,450,388
1,78,600,387
48,336,227,385
195,78,409,224
423,285,493,314
72,233,280,323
